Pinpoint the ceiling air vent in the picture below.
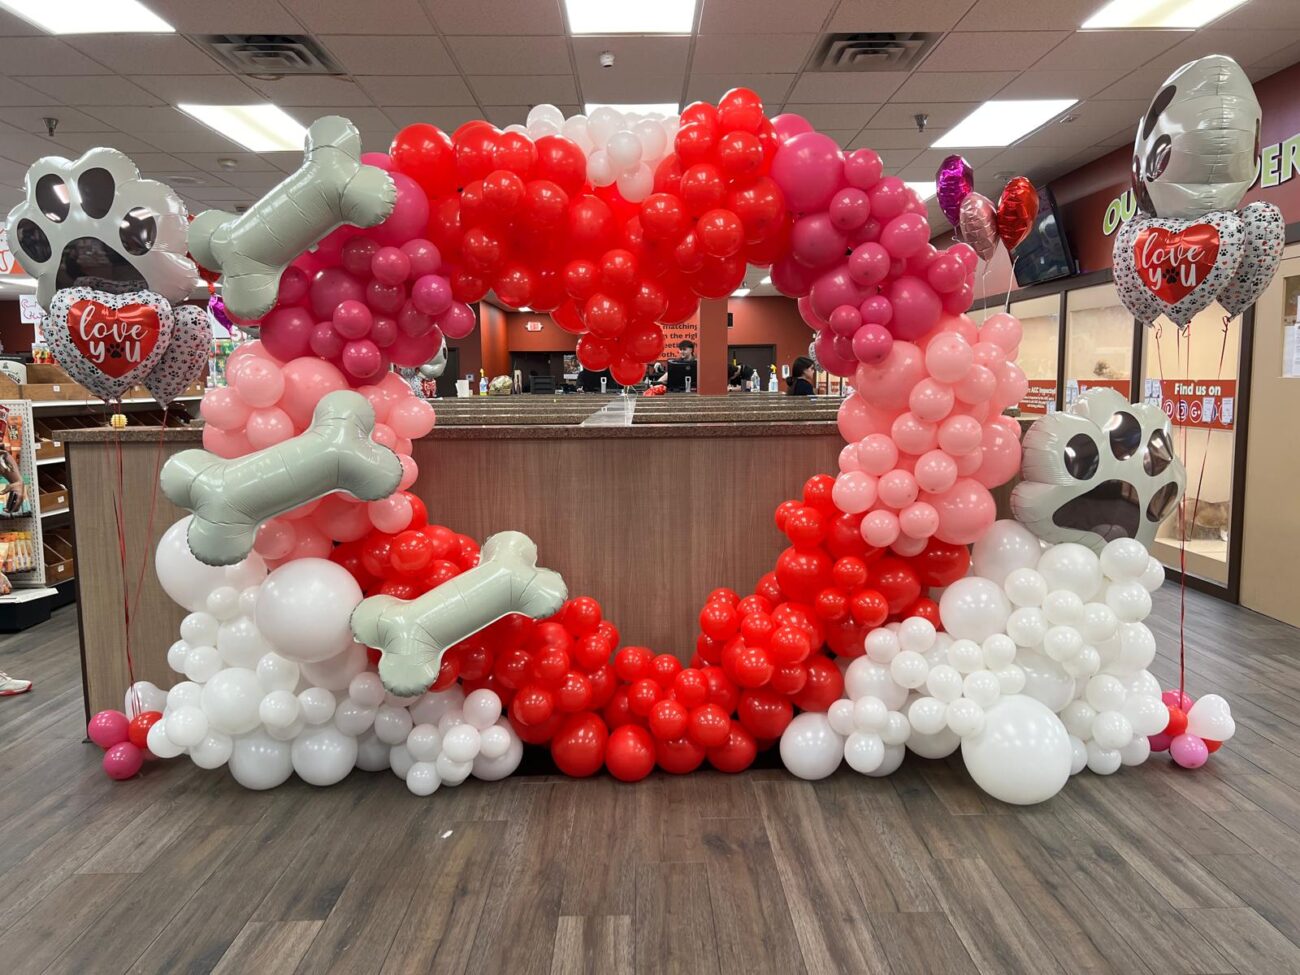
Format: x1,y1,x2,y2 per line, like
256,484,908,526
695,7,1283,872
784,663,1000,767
812,32,939,72
196,35,343,77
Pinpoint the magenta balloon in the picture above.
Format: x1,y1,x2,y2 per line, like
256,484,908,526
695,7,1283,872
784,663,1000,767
371,246,412,285
828,187,871,231
848,216,881,246
868,177,908,222
771,113,814,142
341,339,384,381
797,294,830,331
771,132,846,213
332,299,373,340
372,172,430,247
936,154,974,226
310,321,345,359
401,239,442,278
815,329,857,377
852,322,892,364
771,254,818,298
372,315,398,348
880,213,931,259
389,326,445,367
860,294,893,326
412,274,453,316
277,266,310,306
887,276,942,341
791,212,848,269
340,236,380,277
397,300,434,338
309,267,365,320
366,278,407,315
810,268,866,322
844,148,884,191
829,305,862,337
437,302,477,339
848,242,890,287
360,151,394,171
926,253,967,293
261,305,315,360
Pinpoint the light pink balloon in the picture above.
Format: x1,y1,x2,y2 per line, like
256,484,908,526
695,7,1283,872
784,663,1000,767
254,518,297,559
937,414,983,456
928,478,995,545
398,454,419,491
838,394,899,442
855,341,925,411
281,497,323,521
229,356,285,409
279,357,348,429
980,312,1023,351
856,433,899,475
370,422,397,449
992,361,1029,412
312,495,372,543
838,443,863,473
954,447,984,476
954,363,997,405
290,524,333,560
202,425,253,459
851,323,892,365
388,396,436,439
393,435,413,455
771,132,845,213
914,449,959,494
924,332,975,384
861,509,900,548
832,471,877,514
908,378,955,422
971,340,1006,370
899,501,939,539
246,407,295,448
891,412,938,455
886,276,942,341
974,416,1023,488
891,533,929,558
369,494,413,533
878,469,918,509
199,387,251,432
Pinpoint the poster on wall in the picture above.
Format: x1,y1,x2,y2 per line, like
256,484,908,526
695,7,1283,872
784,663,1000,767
1020,380,1058,414
1143,378,1236,429
661,321,699,357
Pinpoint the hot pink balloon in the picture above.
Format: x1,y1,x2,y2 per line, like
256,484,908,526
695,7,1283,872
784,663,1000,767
843,149,883,191
438,303,477,340
848,242,890,287
771,132,845,213
260,305,315,361
1170,733,1209,769
886,276,942,342
771,113,813,142
412,274,453,316
310,267,365,319
936,154,975,226
372,172,430,247
103,742,144,780
771,254,818,298
814,329,857,377
868,177,907,222
829,306,861,337
851,323,892,365
88,709,130,749
797,294,830,331
402,239,442,277
829,187,871,231
371,246,412,285
810,268,865,322
791,213,848,269
880,213,930,259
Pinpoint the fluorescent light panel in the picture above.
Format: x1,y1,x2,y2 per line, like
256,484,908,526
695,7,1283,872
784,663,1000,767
178,104,307,153
565,0,696,34
1082,0,1248,29
583,103,679,116
0,0,173,33
732,288,751,297
905,181,938,201
932,99,1078,148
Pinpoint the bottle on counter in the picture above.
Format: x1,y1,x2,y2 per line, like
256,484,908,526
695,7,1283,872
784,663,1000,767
751,368,760,391
478,369,488,395
767,364,778,393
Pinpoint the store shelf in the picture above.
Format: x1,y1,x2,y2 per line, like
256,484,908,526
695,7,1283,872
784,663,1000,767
40,506,69,518
36,456,64,466
30,394,202,409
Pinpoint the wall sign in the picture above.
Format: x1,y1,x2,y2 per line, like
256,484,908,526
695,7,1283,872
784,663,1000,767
1143,378,1237,429
18,295,41,325
524,320,543,332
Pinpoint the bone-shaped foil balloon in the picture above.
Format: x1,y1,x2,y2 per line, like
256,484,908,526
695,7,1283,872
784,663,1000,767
161,389,402,566
188,116,396,320
352,531,569,696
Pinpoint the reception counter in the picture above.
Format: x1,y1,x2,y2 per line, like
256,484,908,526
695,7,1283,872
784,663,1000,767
64,394,846,716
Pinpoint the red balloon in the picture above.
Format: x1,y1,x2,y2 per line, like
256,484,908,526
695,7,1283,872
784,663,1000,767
426,197,463,264
680,164,725,215
825,512,869,559
850,589,889,627
649,698,689,740
680,100,719,128
768,662,807,695
622,320,665,363
832,556,868,590
513,685,555,726
675,121,718,166
494,263,536,308
716,131,764,181
481,169,525,218
872,557,922,615
127,710,162,750
699,601,739,641
575,334,616,370
774,498,802,530
522,179,569,230
737,689,793,739
610,356,646,387
728,177,785,243
598,249,639,296
551,300,587,335
703,665,739,712
696,209,745,258
769,624,812,665
641,193,689,240
653,154,684,195
672,667,709,708
628,678,662,717
390,123,457,197
551,712,608,777
556,671,594,712
584,293,627,338
606,724,656,782
687,703,731,748
563,595,602,635
913,539,971,587
614,645,653,681
390,529,434,576
803,474,836,511
689,254,746,298
569,196,617,257
588,663,617,709
453,121,501,183
535,134,587,195
783,505,826,549
655,734,707,774
493,130,538,178
814,588,849,622
793,655,844,712
718,87,765,134
901,596,941,627
461,227,504,276
775,546,832,602
707,726,757,773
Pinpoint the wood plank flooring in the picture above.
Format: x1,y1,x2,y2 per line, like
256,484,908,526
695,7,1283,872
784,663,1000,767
4,585,1300,974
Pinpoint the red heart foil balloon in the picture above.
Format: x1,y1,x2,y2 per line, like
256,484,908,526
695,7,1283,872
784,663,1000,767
995,177,1038,252
1132,223,1221,304
45,287,174,403
65,299,164,377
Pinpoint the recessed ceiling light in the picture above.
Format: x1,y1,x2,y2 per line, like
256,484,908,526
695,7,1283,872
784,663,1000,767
565,0,696,34
931,99,1078,148
760,275,772,285
905,181,938,201
732,287,751,297
1082,0,1248,29
584,103,679,117
0,0,173,34
177,104,307,153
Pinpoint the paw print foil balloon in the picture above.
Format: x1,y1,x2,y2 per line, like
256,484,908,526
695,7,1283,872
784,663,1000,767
1131,54,1261,220
5,147,198,311
1011,388,1186,553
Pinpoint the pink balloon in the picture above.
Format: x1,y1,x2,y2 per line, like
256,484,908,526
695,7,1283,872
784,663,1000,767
333,300,374,340
289,524,333,561
361,151,394,171
937,414,983,456
372,315,398,348
1170,733,1209,769
981,312,1023,352
843,149,883,191
891,412,938,455
838,443,863,473
282,497,323,521
310,267,366,320
372,172,430,247
851,323,892,365
229,357,284,409
848,242,890,287
367,279,407,316
880,213,930,259
87,709,130,749
950,242,979,273
771,254,818,298
991,361,1029,412
370,422,397,449
926,254,967,293
954,447,984,476
856,341,925,412
797,294,830,331
313,495,372,543
412,274,453,316
791,213,848,269
908,378,955,422
928,478,995,545
388,396,436,439
924,332,975,384
886,276,942,341
277,265,310,306
810,268,866,323
199,386,251,431
814,329,857,378
341,340,384,382
103,742,144,780
246,407,294,448
837,394,874,442
770,113,813,142
341,237,381,277
254,518,296,559
848,217,881,246
860,296,892,327
867,177,907,222
898,501,939,539
1162,689,1194,711
829,305,862,337
891,533,929,558
1149,732,1173,752
310,322,346,360
914,449,959,494
437,303,477,339
832,471,877,514
202,425,252,459
861,509,900,548
771,132,845,213
943,282,975,315
397,301,433,338
954,363,996,404
388,326,445,368
974,416,1023,488
393,435,414,456
313,224,358,263
371,246,412,285
856,433,899,475
402,239,442,278
398,454,419,491
878,469,918,509
279,357,348,428
369,494,413,533
260,305,315,361
828,188,871,231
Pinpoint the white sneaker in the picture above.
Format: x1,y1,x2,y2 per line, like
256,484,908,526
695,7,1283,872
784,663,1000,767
0,672,32,696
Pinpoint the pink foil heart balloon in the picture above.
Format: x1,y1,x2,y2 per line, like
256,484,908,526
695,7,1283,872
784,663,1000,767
936,154,974,226
957,193,999,261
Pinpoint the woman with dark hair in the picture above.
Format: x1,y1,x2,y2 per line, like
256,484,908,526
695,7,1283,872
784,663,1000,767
786,356,816,396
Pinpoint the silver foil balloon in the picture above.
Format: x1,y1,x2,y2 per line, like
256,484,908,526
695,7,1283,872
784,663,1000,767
1131,54,1261,219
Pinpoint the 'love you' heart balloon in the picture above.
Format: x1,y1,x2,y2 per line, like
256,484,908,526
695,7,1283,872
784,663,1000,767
145,304,210,408
995,177,1039,253
1217,201,1284,319
936,154,974,227
46,286,174,403
957,193,999,262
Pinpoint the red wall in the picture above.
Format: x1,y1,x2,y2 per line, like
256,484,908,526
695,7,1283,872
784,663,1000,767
725,296,814,380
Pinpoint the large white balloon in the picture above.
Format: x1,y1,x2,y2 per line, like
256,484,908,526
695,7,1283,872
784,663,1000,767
779,712,844,780
255,558,362,663
939,577,1011,642
291,726,359,786
961,695,1071,804
201,668,264,735
156,517,266,612
1037,543,1103,600
972,519,1042,586
844,657,909,710
228,729,294,790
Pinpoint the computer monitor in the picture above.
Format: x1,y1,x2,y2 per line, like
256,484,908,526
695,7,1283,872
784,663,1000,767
667,360,697,392
579,368,614,392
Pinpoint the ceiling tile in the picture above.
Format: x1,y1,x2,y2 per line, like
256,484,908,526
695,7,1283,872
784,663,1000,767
384,106,487,130
289,106,394,130
984,145,1083,173
483,105,530,127
1015,121,1137,149
787,72,909,104
1256,40,1300,70
245,76,375,107
919,31,1070,72
129,74,263,105
434,0,567,35
468,75,579,104
869,101,981,128
821,129,863,147
831,0,971,31
685,73,793,107
1213,0,1300,30
996,69,1122,99
64,35,226,76
700,0,836,34
279,0,435,34
145,0,303,32
138,129,252,154
24,75,161,106
1161,28,1300,68
0,156,35,184
784,103,880,130
956,0,1105,30
119,152,199,173
52,131,160,155
905,147,1004,172
357,75,476,107
572,36,691,88
691,34,818,75
217,170,289,191
1045,30,1186,66
82,106,204,133
447,35,572,75
1066,99,1149,130
0,37,113,76
582,73,684,106
0,122,77,164
0,106,114,133
0,76,52,107
175,151,285,173
851,128,940,151
322,35,458,76
890,71,1019,102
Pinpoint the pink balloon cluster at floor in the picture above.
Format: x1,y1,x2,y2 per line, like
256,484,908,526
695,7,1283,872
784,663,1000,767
833,312,1027,550
765,117,977,375
199,339,436,563
253,155,475,386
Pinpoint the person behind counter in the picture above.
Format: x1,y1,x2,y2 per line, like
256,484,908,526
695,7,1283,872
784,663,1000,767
653,339,698,390
728,363,748,390
786,356,816,396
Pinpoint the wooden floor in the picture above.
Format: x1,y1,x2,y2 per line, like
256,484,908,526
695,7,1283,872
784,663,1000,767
5,588,1300,975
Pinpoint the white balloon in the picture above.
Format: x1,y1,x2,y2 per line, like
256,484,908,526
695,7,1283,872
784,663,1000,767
463,689,503,730
827,699,855,735
617,162,654,202
410,687,465,726
1100,537,1150,581
267,716,305,741
1187,694,1236,741
217,617,272,669
1043,590,1084,626
389,743,414,779
1139,556,1166,592
349,672,386,708
865,628,900,664
946,698,986,738
890,650,930,689
184,645,223,683
406,723,442,762
1060,700,1098,739
124,680,168,717
436,752,473,786
255,652,300,693
972,520,1042,586
1003,567,1048,608
258,689,300,729
562,115,594,154
291,726,357,786
587,107,622,148
925,664,964,703
147,719,185,759
962,695,1071,804
297,687,337,725
442,724,482,763
898,617,937,653
181,611,219,646
355,729,390,771
526,103,564,128
229,729,293,790
157,517,266,612
298,641,368,691
587,149,615,186
437,709,466,734
1007,607,1048,648
1085,739,1122,775
334,698,376,736
864,743,906,776
635,118,668,159
940,578,1011,642
526,118,560,139
779,712,844,780
373,704,414,746
1069,735,1088,775
1113,622,1156,673
478,723,512,760
845,658,908,710
908,696,948,736
406,760,441,796
238,585,259,618
206,586,241,621
1042,625,1083,663
201,668,264,735
190,730,233,769
1038,543,1103,600
881,710,911,746
1016,651,1076,712
1091,710,1134,750
1124,669,1163,699
907,723,960,759
473,728,523,780
844,731,885,773
1064,645,1101,678
1078,602,1119,643
166,639,191,674
1121,692,1168,736
167,680,204,710
995,664,1027,696
947,639,984,674
963,670,1002,708
1105,580,1152,623
1119,734,1151,766
1085,675,1126,712
605,130,643,171
852,696,888,733
254,559,362,663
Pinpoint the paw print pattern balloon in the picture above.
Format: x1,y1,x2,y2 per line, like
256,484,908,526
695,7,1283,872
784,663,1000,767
1131,54,1261,220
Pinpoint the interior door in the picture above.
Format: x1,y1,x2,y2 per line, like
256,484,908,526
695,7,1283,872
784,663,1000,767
728,344,775,389
1241,247,1300,624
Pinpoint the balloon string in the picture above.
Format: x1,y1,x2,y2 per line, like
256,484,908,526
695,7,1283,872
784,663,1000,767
109,404,138,716
1003,254,1017,314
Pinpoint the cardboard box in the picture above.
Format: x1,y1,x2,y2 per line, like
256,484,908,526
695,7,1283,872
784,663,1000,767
37,470,68,512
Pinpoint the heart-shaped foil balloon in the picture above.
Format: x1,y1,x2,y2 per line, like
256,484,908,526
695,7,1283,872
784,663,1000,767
1186,693,1236,742
996,177,1039,252
1112,210,1243,329
145,304,210,407
936,154,974,227
46,286,174,403
1217,201,1284,319
957,192,999,261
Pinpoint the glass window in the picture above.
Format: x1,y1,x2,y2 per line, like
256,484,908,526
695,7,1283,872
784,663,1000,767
1065,284,1133,407
1139,302,1242,587
1006,294,1060,415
